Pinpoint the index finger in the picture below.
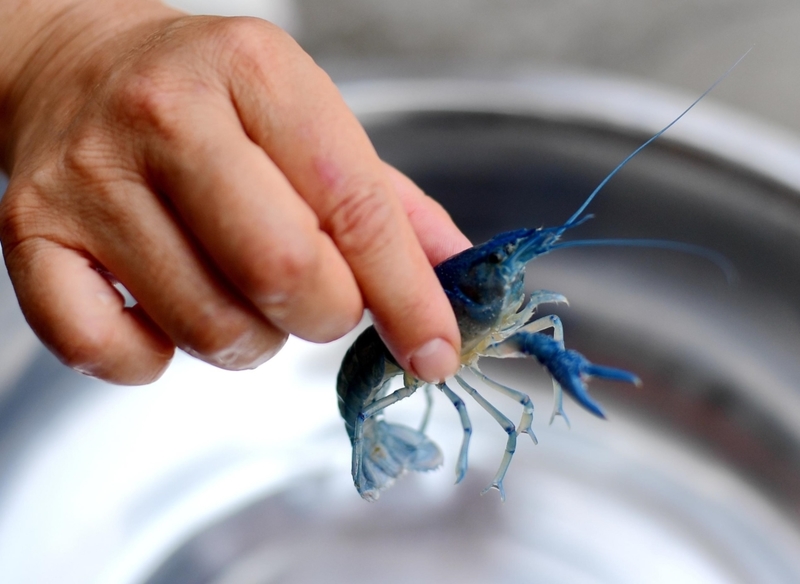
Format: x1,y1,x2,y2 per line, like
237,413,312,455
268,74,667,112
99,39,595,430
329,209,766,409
223,20,461,381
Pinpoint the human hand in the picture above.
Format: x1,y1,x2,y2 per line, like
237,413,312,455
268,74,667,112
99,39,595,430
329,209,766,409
0,0,470,384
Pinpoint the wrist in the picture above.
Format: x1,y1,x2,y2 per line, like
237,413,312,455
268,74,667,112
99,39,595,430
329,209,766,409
0,0,182,171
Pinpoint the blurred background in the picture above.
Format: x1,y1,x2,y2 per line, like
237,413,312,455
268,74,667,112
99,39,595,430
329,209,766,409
2,1,800,583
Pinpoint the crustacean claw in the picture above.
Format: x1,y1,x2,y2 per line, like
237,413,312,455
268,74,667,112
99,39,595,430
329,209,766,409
464,329,638,498
499,331,640,419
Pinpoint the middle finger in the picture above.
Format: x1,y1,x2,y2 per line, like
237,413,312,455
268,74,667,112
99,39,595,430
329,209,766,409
135,97,364,342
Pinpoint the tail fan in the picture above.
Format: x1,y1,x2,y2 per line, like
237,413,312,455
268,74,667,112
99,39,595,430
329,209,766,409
356,420,443,501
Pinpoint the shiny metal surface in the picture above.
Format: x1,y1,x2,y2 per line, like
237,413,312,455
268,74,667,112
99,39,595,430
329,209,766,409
2,74,800,583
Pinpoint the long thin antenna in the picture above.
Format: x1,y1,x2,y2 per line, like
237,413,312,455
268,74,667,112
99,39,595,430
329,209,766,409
551,238,738,283
564,48,752,228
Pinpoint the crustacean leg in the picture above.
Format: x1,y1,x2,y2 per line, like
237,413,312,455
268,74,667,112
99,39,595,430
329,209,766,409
418,384,434,433
438,382,472,485
469,366,538,445
484,314,571,425
499,290,567,336
454,375,517,501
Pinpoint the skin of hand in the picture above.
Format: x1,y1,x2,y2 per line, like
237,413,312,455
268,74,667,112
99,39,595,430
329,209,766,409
0,0,471,384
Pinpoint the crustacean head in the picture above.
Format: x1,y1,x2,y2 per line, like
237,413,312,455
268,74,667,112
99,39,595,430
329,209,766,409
434,226,563,343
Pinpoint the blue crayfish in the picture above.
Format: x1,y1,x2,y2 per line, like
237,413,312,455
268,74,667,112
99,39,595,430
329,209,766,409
337,57,744,502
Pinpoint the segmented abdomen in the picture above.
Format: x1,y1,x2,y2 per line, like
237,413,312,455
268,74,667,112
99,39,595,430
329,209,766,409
336,326,403,442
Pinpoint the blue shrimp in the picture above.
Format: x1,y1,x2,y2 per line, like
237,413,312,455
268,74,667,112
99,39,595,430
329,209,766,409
337,53,747,502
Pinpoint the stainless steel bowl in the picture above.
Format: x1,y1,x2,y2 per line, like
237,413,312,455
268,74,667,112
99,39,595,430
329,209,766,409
1,73,800,584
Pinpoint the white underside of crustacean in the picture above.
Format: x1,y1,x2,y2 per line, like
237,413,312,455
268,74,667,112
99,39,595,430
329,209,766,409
461,285,568,366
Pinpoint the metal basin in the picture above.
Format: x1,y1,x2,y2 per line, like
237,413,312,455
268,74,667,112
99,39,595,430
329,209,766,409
1,73,800,584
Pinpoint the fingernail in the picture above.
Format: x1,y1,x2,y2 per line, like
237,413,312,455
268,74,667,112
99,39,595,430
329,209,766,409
183,330,287,371
72,363,100,378
409,338,460,383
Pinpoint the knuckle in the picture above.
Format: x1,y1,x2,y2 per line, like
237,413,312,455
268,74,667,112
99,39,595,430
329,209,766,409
54,324,169,385
61,127,117,183
326,177,395,253
216,16,275,43
178,303,275,370
181,304,244,355
244,241,320,306
56,323,116,374
0,187,41,250
113,73,184,142
216,17,293,66
215,18,306,98
0,182,67,259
